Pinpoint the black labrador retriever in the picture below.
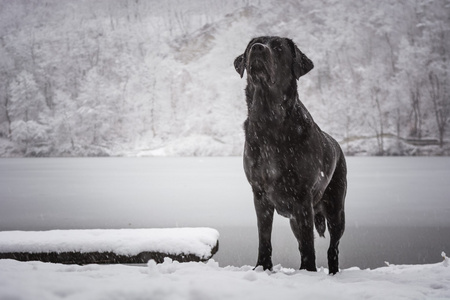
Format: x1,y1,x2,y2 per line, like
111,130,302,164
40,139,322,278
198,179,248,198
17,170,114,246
234,36,347,274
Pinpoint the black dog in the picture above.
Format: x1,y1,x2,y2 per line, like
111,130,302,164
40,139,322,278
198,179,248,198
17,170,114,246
234,36,347,274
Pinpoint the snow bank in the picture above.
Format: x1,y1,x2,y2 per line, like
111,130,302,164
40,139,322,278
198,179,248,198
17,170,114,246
0,228,219,259
0,254,449,300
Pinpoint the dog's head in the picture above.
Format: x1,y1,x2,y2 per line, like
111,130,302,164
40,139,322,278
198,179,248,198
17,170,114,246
234,36,313,86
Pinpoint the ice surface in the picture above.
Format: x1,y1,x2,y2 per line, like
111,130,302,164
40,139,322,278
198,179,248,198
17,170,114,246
0,257,449,300
0,157,449,269
2,157,449,230
0,228,219,258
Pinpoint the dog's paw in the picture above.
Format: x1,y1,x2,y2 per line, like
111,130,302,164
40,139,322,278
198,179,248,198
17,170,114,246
254,262,273,272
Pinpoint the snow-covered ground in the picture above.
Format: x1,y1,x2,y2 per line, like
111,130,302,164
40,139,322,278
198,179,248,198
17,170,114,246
1,256,449,300
0,157,449,298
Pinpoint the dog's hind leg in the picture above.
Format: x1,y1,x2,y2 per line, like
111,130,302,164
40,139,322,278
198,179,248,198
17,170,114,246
253,190,275,271
326,207,345,275
324,157,347,275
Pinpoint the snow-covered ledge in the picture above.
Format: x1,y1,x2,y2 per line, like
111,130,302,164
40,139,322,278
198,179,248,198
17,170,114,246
0,228,219,264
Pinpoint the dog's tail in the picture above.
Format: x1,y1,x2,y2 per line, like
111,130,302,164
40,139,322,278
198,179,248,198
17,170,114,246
314,213,326,238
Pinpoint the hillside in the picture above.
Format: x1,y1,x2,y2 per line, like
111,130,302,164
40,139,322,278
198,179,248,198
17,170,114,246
0,0,449,156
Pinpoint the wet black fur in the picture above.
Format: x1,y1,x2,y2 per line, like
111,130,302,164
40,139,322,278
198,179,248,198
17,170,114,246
234,36,347,274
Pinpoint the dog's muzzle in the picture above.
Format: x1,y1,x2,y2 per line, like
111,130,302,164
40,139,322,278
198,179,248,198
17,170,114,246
248,43,276,84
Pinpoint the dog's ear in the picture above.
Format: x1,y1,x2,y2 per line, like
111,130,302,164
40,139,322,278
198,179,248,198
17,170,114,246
234,54,246,78
290,40,314,79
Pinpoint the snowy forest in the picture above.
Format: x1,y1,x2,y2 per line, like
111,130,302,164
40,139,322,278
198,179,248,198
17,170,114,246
0,0,449,157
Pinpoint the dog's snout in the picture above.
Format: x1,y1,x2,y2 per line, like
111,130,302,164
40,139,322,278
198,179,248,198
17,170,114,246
251,43,267,53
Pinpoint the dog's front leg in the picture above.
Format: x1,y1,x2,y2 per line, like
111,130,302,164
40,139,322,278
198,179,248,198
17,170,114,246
253,190,274,271
290,201,317,272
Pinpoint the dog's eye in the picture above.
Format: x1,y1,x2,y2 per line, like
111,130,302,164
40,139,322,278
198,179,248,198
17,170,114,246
274,46,283,52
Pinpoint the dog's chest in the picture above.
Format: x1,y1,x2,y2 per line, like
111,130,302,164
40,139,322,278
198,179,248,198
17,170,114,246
245,141,292,186
244,131,332,196
257,146,282,183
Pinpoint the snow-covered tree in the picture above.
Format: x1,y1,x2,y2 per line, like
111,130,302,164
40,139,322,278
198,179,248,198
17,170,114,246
0,0,449,156
5,70,50,154
7,71,46,122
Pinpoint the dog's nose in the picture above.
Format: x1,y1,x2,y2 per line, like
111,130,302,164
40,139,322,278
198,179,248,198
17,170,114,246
251,43,267,53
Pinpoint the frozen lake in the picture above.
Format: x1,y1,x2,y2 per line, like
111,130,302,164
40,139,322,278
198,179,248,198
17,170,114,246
1,157,449,269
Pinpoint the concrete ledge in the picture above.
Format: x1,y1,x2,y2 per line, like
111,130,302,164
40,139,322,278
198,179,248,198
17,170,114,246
0,228,219,264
